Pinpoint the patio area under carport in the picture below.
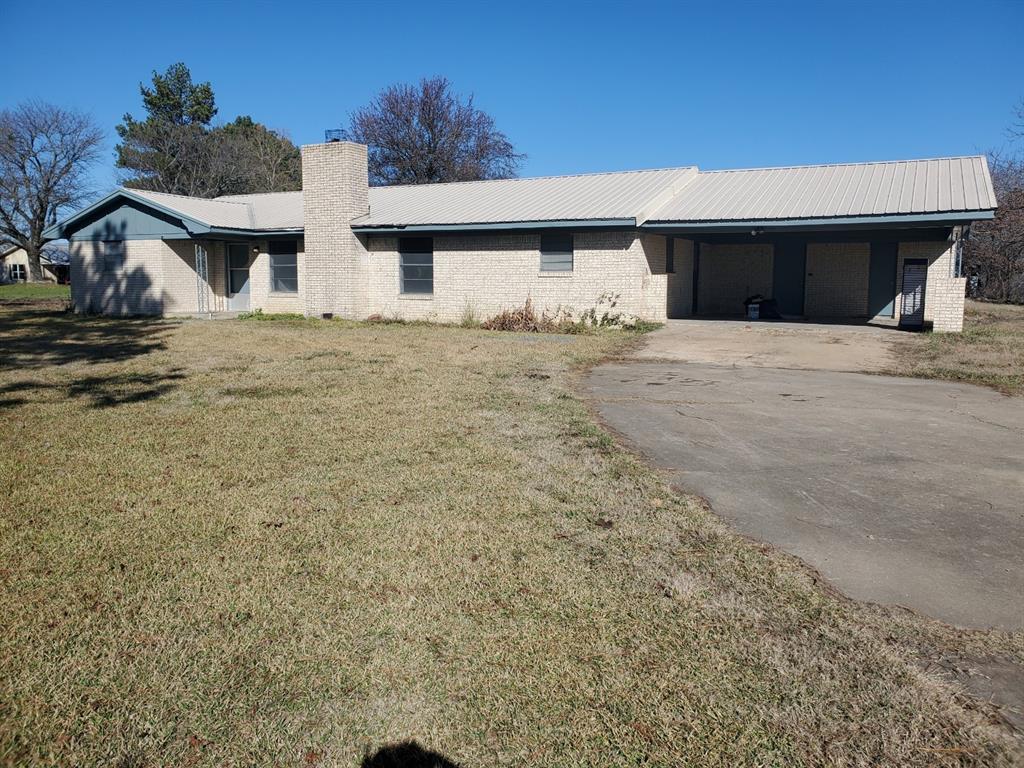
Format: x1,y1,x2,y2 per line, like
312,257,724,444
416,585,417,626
652,224,969,331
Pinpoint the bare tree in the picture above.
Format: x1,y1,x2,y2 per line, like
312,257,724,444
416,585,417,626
344,76,524,186
964,153,1024,302
1011,97,1024,142
0,102,103,281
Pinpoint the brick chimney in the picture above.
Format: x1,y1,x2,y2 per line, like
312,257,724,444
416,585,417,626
301,141,369,317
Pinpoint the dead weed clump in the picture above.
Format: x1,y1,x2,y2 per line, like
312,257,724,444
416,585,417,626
480,298,572,333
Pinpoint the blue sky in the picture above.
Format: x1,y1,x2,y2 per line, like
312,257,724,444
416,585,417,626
2,0,1022,194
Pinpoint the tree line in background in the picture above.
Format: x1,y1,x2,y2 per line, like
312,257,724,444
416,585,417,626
115,63,303,197
115,67,521,194
964,102,1024,303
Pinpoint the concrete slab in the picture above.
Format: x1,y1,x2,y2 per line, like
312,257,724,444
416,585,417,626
637,319,902,372
584,361,1024,630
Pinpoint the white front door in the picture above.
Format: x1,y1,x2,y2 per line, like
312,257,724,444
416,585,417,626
227,243,251,311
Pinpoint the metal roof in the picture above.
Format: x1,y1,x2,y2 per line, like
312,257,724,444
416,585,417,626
130,189,255,229
354,167,698,228
216,191,304,229
647,156,997,223
46,154,997,241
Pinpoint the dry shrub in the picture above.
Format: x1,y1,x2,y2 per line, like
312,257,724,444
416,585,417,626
481,298,570,333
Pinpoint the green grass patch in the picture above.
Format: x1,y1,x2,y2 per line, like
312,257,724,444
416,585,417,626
1,297,1021,766
0,282,69,302
237,308,308,322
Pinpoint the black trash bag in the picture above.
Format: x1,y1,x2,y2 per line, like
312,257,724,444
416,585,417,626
743,294,782,320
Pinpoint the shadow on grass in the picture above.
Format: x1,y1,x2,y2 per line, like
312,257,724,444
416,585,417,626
0,368,187,410
362,740,460,768
0,305,176,370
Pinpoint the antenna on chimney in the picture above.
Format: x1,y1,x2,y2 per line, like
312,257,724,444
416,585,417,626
325,129,345,143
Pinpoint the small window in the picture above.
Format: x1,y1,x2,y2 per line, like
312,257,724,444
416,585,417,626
10,263,26,281
666,237,675,274
102,241,125,272
399,237,433,295
540,232,573,272
269,240,298,293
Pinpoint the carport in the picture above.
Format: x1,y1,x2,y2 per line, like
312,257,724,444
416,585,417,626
641,157,997,332
659,227,959,326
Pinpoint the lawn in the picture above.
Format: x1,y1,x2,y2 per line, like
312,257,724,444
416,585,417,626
891,300,1024,395
1,300,1022,767
0,282,70,303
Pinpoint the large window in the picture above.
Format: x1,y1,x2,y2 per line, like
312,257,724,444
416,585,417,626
540,232,573,272
9,263,26,281
269,240,298,293
399,237,433,295
102,241,125,272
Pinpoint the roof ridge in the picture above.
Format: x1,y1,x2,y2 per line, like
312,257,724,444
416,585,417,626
699,155,987,175
373,166,697,191
216,190,302,199
128,187,249,206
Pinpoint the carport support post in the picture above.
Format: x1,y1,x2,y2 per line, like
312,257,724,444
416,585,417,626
691,242,701,315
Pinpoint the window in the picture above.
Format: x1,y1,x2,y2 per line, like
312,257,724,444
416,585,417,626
102,241,125,272
399,237,433,295
9,263,26,281
540,232,573,272
269,240,298,293
666,237,675,273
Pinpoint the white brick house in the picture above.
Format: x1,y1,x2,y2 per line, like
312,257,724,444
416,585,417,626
44,142,997,332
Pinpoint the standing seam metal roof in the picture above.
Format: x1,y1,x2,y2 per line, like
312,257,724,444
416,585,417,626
646,156,996,223
98,156,996,234
352,167,698,227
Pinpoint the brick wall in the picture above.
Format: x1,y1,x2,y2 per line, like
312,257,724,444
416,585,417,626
697,243,772,315
804,242,870,317
896,240,964,332
248,239,306,314
71,240,166,315
70,238,231,315
301,142,369,317
365,230,670,324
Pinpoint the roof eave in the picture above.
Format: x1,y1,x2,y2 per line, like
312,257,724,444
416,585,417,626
351,218,637,234
641,210,996,233
204,227,305,237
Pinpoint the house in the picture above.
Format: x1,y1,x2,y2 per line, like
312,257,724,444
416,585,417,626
1,243,70,284
43,141,997,332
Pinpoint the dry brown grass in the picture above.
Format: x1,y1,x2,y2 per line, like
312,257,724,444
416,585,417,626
889,300,1024,395
1,300,1022,766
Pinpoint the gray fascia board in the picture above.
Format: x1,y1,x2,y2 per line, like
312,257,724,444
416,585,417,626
203,227,304,238
641,210,996,233
352,218,636,234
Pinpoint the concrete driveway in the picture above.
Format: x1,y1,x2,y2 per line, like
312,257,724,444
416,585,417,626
584,321,1024,630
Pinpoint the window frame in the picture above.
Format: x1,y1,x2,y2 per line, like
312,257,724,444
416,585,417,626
666,236,675,274
268,240,299,294
540,232,574,273
10,263,26,281
399,236,434,296
102,240,125,273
